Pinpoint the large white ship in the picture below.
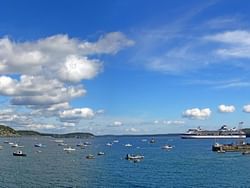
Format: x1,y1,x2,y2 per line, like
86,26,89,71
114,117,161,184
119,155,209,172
181,125,246,139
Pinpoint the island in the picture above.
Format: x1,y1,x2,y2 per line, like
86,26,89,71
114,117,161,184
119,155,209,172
0,124,94,138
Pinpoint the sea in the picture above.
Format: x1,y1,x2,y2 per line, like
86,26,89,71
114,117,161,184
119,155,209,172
0,135,250,188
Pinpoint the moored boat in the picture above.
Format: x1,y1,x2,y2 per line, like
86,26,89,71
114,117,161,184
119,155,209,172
162,144,173,150
125,144,132,147
34,143,43,147
86,154,95,159
13,150,27,157
63,147,76,151
125,154,144,160
97,152,105,156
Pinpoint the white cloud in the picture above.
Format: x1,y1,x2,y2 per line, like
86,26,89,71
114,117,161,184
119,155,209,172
58,55,101,82
113,121,123,126
243,105,250,113
154,120,185,125
162,120,185,125
218,104,235,113
80,32,135,55
126,127,138,133
183,108,211,120
0,32,134,76
59,108,95,123
0,75,85,105
26,123,56,130
0,32,134,130
205,30,250,58
205,30,250,45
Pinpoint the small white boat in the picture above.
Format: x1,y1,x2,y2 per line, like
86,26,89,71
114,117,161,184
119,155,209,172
8,142,14,145
125,144,132,147
97,152,105,155
141,139,147,142
125,154,144,160
64,147,76,151
106,143,113,146
113,140,119,143
11,143,19,148
54,139,64,143
84,142,91,146
217,150,226,153
162,145,173,150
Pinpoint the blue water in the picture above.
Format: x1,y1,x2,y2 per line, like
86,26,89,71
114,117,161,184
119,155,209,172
0,136,250,187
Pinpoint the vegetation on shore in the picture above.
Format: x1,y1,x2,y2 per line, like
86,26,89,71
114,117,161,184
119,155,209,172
0,125,94,138
0,125,18,136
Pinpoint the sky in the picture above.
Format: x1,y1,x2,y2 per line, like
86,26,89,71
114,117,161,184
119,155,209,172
1,0,250,135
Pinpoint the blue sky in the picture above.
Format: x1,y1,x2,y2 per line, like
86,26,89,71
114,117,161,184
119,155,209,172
1,0,250,135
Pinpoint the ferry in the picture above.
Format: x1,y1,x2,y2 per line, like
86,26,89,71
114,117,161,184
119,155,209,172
181,125,246,139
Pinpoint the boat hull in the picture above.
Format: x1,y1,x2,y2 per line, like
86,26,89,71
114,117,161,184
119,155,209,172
13,153,26,156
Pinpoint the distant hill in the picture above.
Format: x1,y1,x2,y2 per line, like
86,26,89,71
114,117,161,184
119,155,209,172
0,125,94,138
17,130,94,138
0,125,18,136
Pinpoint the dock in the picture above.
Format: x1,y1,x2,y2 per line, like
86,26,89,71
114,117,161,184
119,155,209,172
212,143,250,152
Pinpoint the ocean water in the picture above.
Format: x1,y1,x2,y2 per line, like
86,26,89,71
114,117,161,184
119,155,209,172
0,136,250,188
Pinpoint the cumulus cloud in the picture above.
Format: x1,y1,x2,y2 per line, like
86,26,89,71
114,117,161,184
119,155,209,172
243,105,250,113
58,55,101,82
0,32,134,130
218,104,235,113
0,32,134,76
59,108,95,123
182,108,211,120
0,109,32,126
0,75,85,105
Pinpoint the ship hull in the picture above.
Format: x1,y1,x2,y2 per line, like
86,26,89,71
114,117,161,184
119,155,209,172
181,135,246,139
